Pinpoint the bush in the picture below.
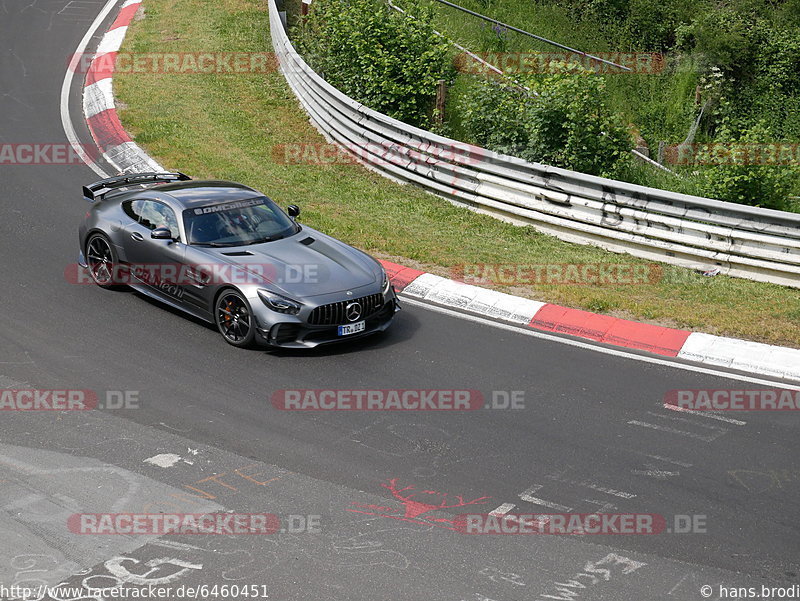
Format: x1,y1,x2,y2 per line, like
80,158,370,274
621,0,679,50
695,122,797,210
674,9,759,79
292,0,451,128
459,65,632,177
457,77,530,155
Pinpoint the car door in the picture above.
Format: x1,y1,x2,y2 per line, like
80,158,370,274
121,199,189,306
180,242,224,319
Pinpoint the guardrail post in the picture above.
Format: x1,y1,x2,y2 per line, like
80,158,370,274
434,79,447,126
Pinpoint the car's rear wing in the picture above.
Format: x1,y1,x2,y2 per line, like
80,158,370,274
82,172,191,202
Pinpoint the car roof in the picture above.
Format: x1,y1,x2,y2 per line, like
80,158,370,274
109,180,264,209
151,180,263,208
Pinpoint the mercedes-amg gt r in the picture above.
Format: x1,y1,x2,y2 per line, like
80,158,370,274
78,172,398,348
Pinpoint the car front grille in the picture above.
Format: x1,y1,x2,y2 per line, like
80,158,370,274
308,293,384,325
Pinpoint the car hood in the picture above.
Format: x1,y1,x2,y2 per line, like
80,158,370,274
197,227,381,298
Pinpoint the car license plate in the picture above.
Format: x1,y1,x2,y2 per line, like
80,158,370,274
338,321,365,336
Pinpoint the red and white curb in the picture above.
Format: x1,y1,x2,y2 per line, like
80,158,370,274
81,0,162,174
381,261,800,382
79,1,800,384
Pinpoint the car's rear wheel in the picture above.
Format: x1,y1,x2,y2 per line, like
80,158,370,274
85,233,122,289
215,290,255,348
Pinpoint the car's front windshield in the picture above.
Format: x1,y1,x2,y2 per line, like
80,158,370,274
184,197,298,247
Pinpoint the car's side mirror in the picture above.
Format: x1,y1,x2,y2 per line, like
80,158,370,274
287,205,300,218
151,226,173,240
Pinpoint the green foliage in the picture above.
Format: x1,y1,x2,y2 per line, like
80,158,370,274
525,67,633,176
674,9,758,78
458,65,632,177
424,0,800,209
675,5,800,129
478,22,511,52
293,0,451,128
552,0,692,50
694,122,797,210
621,0,679,50
457,77,529,155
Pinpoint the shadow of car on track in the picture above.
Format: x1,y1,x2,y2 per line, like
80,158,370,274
121,287,418,356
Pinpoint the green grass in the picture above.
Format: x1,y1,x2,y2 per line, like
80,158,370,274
114,0,800,347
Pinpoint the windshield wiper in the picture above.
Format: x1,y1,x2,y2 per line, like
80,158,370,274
191,242,232,247
244,236,278,245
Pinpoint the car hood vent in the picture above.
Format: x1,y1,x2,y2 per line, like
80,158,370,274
221,251,254,256
299,237,315,245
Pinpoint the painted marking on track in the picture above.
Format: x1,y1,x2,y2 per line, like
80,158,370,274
488,503,515,516
59,0,104,15
583,499,617,513
630,469,680,479
479,567,526,586
632,451,693,468
346,478,492,531
536,553,647,601
104,557,202,586
668,574,690,595
626,420,724,442
727,468,800,493
487,504,553,528
645,411,728,432
149,540,206,552
518,484,573,511
143,453,182,468
663,403,747,425
544,475,636,499
180,465,281,500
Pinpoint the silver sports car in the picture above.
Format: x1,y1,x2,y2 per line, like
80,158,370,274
78,172,398,348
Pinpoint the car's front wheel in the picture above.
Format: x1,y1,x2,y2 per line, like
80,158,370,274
85,233,122,289
215,290,256,348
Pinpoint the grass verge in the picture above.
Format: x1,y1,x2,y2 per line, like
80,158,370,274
113,0,800,347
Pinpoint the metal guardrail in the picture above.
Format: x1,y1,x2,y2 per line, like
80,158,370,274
269,0,800,288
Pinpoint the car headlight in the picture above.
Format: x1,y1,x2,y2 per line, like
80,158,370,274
381,270,391,294
258,289,301,315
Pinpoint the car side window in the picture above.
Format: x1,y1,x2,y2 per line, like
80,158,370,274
139,200,180,239
122,200,144,222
